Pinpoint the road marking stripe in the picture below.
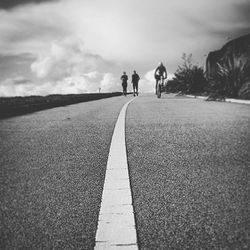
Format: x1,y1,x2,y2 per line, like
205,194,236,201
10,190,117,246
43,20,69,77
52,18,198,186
95,98,138,250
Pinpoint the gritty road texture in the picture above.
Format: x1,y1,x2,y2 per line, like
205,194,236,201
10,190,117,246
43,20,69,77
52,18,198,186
0,96,131,250
126,94,250,250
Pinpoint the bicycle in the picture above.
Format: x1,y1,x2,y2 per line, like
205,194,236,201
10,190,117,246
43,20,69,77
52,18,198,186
156,76,165,98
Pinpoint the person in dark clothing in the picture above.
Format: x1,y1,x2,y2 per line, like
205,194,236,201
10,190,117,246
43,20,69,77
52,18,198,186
154,62,167,94
121,72,128,96
131,70,140,96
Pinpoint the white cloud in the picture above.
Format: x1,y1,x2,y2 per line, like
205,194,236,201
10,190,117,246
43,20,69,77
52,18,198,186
0,77,34,97
100,73,120,93
30,37,113,80
139,70,155,93
0,71,121,97
0,41,123,96
1,0,248,65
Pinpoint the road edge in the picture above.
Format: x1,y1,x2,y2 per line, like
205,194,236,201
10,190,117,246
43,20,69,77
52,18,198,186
185,94,250,105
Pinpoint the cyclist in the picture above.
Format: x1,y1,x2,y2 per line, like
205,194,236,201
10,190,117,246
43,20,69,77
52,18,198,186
131,70,140,96
121,72,128,96
154,62,167,94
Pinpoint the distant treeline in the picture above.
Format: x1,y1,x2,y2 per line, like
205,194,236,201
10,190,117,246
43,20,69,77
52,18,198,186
0,92,123,119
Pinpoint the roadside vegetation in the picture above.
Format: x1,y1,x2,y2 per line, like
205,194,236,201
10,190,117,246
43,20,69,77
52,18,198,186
166,53,208,96
166,53,250,100
0,92,122,119
213,56,250,99
167,53,207,95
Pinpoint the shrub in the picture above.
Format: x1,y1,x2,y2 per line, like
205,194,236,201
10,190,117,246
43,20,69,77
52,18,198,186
205,79,226,101
173,53,207,94
165,79,180,93
238,81,250,100
212,56,250,98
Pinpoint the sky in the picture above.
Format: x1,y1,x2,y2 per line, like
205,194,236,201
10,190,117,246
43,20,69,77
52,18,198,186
0,0,249,96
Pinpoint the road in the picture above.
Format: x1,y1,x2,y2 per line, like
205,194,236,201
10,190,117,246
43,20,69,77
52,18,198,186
1,94,250,249
126,94,250,249
1,97,130,249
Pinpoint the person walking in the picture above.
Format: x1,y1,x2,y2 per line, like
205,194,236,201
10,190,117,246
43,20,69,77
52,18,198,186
121,72,128,96
131,70,140,96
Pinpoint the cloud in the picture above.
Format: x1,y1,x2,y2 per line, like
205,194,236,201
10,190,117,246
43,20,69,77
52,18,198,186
0,3,71,56
0,53,35,82
0,0,250,96
139,70,155,93
0,77,33,96
0,36,122,96
0,0,59,10
0,72,121,97
100,73,120,93
233,1,250,24
30,37,116,80
1,0,249,65
11,76,31,85
0,76,31,86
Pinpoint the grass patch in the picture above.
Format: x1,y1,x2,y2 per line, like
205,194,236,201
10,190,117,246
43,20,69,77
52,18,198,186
0,92,123,119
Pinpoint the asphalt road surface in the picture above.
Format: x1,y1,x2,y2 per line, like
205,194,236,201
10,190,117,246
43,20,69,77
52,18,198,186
1,96,129,249
1,93,250,250
126,94,250,249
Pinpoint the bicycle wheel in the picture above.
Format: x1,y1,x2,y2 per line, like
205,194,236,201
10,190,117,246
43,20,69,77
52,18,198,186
157,83,161,98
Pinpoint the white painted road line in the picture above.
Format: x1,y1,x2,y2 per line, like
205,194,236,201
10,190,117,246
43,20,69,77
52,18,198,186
95,97,138,250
